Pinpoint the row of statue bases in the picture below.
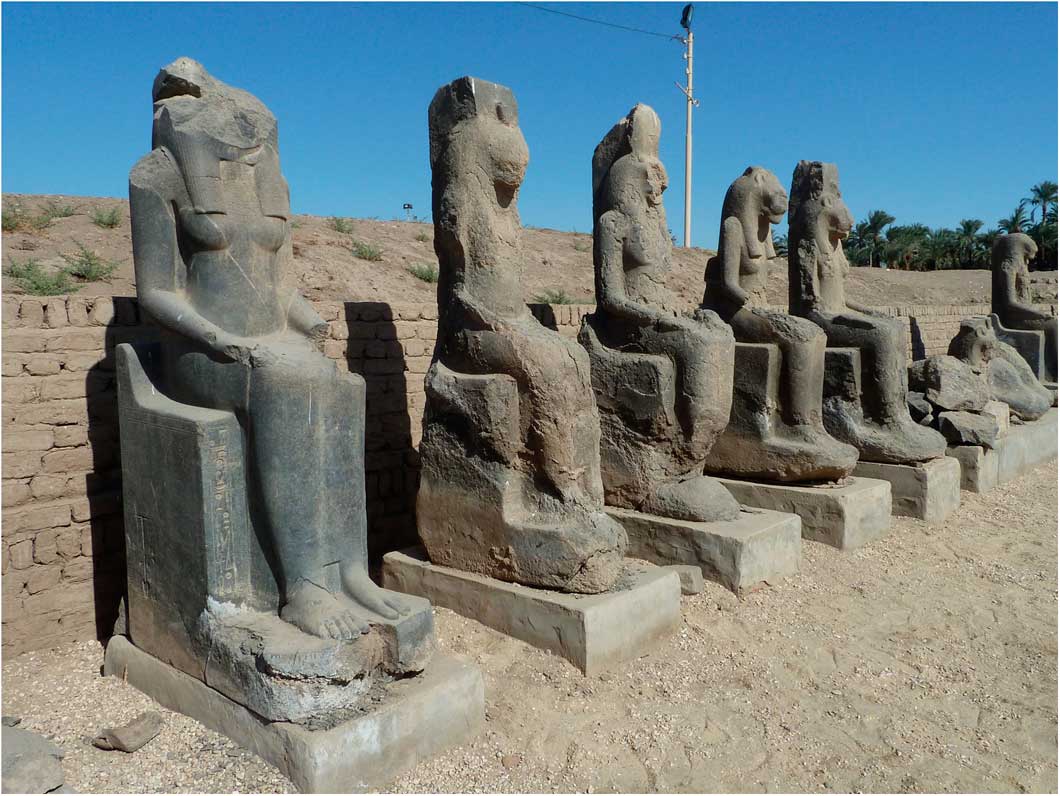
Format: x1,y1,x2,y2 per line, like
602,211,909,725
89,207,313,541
102,59,1058,791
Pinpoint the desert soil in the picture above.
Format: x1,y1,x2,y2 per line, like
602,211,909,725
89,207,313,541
3,459,1056,793
4,193,1058,309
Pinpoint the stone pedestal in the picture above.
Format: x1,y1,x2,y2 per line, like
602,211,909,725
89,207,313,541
853,456,961,523
946,445,999,493
714,477,892,551
382,549,680,676
606,506,801,593
104,636,484,794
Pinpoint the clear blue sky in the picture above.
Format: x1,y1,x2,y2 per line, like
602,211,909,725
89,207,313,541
2,2,1057,248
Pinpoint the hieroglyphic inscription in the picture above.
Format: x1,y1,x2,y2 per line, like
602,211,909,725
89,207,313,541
208,426,239,599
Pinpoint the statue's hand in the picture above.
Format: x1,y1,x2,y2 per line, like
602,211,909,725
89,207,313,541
216,335,259,366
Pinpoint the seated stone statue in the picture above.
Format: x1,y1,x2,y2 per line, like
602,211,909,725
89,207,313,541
701,166,858,482
787,160,946,464
948,317,1053,421
578,104,739,522
991,232,1057,383
417,77,627,594
123,59,429,709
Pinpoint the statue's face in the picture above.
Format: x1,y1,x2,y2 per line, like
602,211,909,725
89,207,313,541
644,157,668,208
751,170,788,223
481,98,528,192
820,178,854,241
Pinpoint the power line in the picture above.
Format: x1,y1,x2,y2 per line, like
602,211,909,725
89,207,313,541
520,3,682,42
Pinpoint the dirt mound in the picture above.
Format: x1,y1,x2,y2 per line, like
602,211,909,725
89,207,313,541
3,194,1057,308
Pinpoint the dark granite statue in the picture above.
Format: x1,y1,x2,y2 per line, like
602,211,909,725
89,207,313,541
787,160,946,464
948,317,1053,421
991,232,1057,384
702,166,858,482
578,104,740,521
417,77,627,594
121,58,431,719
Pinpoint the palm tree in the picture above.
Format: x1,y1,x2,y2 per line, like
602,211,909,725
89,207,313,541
863,210,896,267
956,219,983,267
771,233,788,258
1021,180,1058,224
998,205,1028,233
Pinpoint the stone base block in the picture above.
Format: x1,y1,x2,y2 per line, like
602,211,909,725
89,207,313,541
606,506,801,593
998,407,1058,483
946,444,999,493
382,549,680,676
104,635,484,793
853,456,961,523
715,477,892,551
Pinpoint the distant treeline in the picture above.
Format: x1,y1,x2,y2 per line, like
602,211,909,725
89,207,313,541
774,180,1058,271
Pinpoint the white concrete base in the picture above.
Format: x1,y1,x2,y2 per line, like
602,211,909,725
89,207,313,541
382,549,680,676
853,456,961,523
605,506,801,593
714,477,892,551
103,635,484,793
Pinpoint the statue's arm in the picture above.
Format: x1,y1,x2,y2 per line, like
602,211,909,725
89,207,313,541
283,290,329,345
1001,267,1048,321
717,216,750,306
130,179,251,360
595,211,661,326
845,299,884,316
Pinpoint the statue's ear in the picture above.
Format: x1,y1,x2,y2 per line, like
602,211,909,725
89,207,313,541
823,196,834,208
753,169,764,185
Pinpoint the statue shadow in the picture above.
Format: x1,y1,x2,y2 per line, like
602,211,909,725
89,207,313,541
908,316,928,360
339,302,419,574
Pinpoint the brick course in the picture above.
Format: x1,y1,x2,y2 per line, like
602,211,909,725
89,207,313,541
2,294,1055,656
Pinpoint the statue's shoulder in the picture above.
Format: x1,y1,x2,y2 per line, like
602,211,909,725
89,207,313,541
129,147,183,196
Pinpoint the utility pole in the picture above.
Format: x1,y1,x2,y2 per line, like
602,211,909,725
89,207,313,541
676,4,698,248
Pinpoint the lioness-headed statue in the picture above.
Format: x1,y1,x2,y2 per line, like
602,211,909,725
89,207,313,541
578,104,740,522
417,77,627,594
702,166,858,482
787,160,946,464
991,232,1057,383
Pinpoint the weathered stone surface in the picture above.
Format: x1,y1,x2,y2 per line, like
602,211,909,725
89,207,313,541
608,506,801,594
991,233,1057,383
384,548,680,675
715,476,892,551
938,410,1000,449
907,391,934,425
2,725,65,794
578,104,739,522
853,457,961,524
418,77,626,594
980,400,1010,437
908,355,989,412
948,316,1053,420
946,444,999,493
663,564,704,595
123,57,434,722
92,711,163,753
104,636,485,794
702,167,857,483
788,161,946,465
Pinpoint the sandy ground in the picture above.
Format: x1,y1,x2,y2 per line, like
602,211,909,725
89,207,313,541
4,193,1057,309
2,460,1056,793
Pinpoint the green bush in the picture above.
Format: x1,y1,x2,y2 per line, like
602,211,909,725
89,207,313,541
5,259,76,295
90,207,122,229
62,243,119,282
2,207,24,232
415,231,430,243
407,262,439,283
40,200,78,219
351,239,383,261
533,288,580,305
328,217,354,234
572,239,591,252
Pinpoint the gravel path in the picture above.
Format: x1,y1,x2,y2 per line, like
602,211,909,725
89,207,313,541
4,461,1057,793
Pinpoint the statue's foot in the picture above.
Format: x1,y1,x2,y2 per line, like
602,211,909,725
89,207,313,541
281,580,369,640
828,405,946,464
340,565,410,621
641,475,740,523
779,424,860,481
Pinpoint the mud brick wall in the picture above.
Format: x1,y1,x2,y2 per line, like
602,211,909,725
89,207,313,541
2,295,1055,656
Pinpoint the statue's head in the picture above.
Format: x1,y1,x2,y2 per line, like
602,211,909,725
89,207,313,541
592,104,668,220
428,77,528,197
789,160,854,243
948,316,997,366
992,232,1038,270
